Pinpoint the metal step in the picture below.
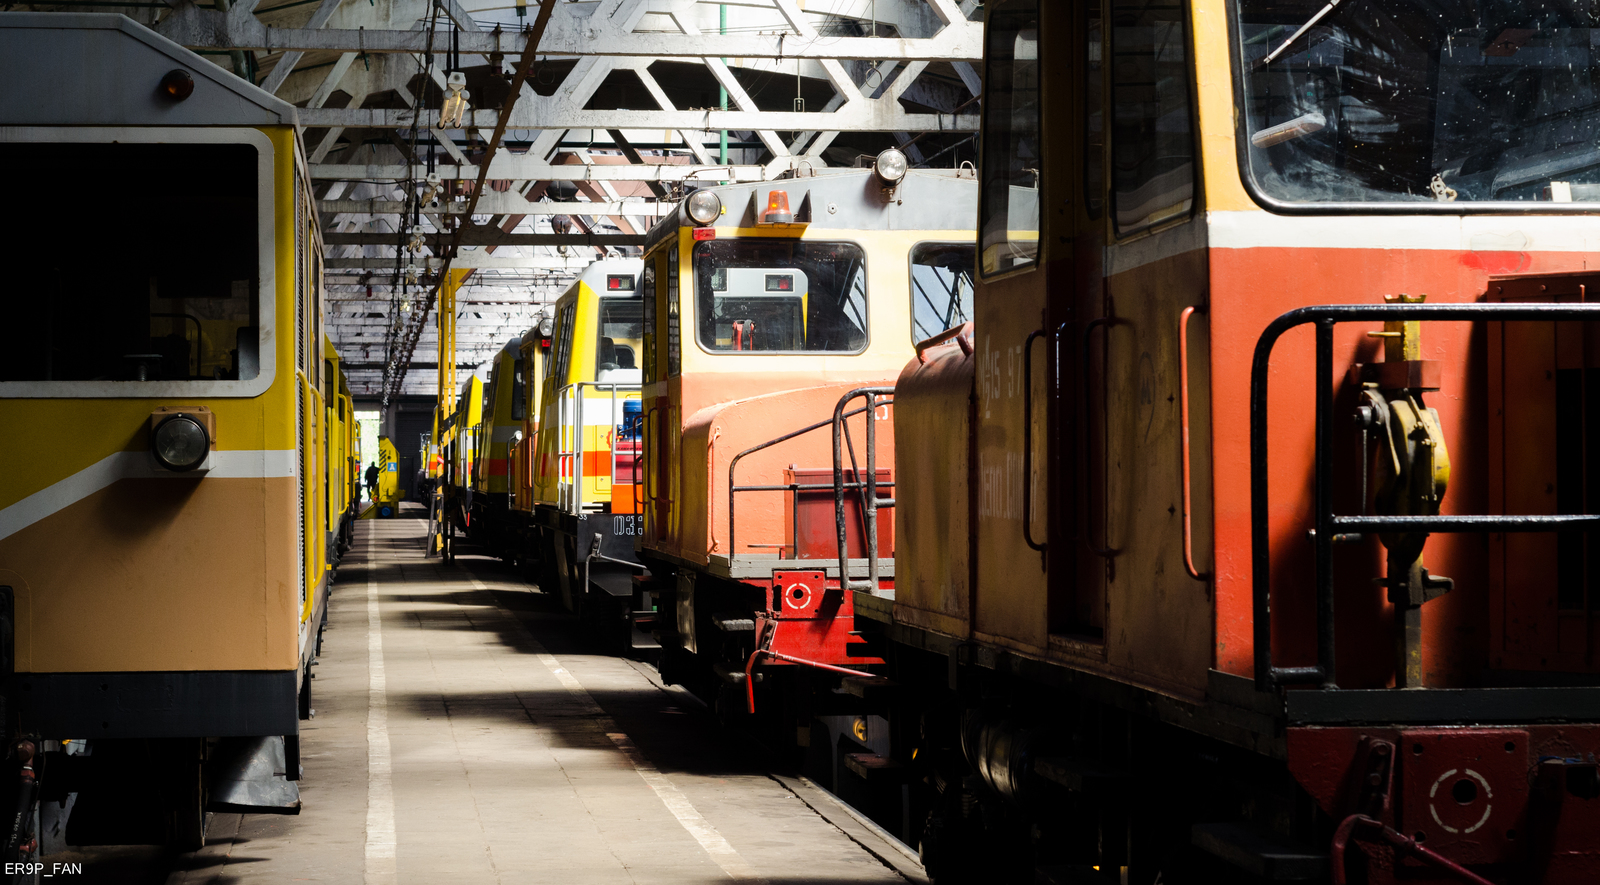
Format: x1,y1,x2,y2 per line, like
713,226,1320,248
712,613,756,632
1191,822,1327,881
839,675,896,702
589,570,636,598
844,752,911,783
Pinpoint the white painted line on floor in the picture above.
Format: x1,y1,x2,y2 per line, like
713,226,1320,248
366,527,397,885
605,731,764,881
463,572,764,883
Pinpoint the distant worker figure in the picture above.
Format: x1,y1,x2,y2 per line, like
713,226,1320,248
365,461,380,501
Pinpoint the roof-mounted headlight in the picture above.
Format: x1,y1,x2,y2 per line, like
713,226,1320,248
685,189,722,226
874,148,908,186
153,414,211,472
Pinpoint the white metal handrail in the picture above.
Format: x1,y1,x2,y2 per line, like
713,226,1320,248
556,381,641,516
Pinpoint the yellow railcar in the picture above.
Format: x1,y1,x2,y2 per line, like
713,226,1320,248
0,14,333,846
472,340,524,500
451,339,527,557
531,260,647,615
438,373,485,558
322,338,356,557
370,436,401,517
504,324,554,568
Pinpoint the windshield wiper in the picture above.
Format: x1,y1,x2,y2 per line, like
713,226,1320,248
1259,0,1354,66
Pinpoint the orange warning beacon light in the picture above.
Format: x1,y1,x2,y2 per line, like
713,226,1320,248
762,190,793,225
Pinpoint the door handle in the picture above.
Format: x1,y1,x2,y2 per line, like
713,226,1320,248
1083,317,1119,558
1022,328,1049,561
1180,305,1210,581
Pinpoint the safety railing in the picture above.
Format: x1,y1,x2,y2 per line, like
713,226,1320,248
556,381,640,516
1251,302,1600,692
834,388,895,591
725,388,895,581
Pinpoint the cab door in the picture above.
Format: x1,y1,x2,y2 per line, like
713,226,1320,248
973,0,1082,652
1094,0,1213,695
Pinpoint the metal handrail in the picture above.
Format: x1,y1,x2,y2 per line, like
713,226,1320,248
727,401,892,558
556,380,640,516
833,388,896,592
644,404,663,524
1250,302,1600,692
1180,304,1209,581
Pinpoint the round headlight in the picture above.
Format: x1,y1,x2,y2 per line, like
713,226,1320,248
685,189,722,226
874,147,908,184
153,415,210,472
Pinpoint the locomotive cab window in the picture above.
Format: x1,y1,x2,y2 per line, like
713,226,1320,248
597,297,643,382
512,358,527,421
1112,0,1195,234
910,243,975,342
1,140,263,385
693,239,867,353
1237,0,1600,203
979,0,1042,276
550,302,577,384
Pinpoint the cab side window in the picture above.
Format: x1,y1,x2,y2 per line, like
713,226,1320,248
978,0,1041,277
550,302,576,385
642,260,659,384
1110,0,1195,235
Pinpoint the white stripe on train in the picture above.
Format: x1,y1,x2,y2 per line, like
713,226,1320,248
0,449,297,541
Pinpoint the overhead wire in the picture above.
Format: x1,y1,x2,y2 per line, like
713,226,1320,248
382,0,559,404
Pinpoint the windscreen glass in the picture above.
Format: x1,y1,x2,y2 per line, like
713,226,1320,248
1,142,260,381
551,301,576,384
693,239,867,353
1237,0,1600,203
911,243,975,342
596,297,643,376
1113,0,1195,233
978,0,1041,276
512,358,527,420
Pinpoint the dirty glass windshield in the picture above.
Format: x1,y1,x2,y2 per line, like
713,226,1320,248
596,297,643,381
693,239,867,353
1,142,261,381
978,0,1041,275
1236,0,1600,203
910,243,974,342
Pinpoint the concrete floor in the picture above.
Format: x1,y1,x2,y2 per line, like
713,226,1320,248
58,516,922,884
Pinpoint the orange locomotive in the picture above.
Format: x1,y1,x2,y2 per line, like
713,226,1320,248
658,0,1600,882
635,159,978,699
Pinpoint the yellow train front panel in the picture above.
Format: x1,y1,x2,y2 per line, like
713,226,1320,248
533,260,646,513
0,15,325,738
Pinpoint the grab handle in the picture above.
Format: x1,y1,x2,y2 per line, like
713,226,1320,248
1083,317,1119,558
1022,328,1049,560
643,405,659,511
1179,305,1210,581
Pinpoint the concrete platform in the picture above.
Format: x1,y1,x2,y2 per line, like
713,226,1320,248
134,516,919,884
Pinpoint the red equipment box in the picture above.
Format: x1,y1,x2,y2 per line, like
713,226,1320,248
782,467,893,561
